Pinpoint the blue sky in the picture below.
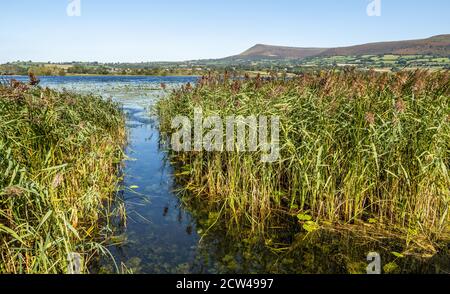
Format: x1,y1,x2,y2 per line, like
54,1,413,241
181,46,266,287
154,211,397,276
1,0,449,63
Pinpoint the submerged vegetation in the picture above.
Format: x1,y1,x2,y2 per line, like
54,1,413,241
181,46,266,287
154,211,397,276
157,70,450,252
0,75,126,273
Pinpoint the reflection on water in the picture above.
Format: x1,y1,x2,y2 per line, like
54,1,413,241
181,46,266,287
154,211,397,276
9,75,448,274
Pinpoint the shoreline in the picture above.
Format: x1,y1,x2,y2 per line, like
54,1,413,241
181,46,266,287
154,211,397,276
0,73,203,78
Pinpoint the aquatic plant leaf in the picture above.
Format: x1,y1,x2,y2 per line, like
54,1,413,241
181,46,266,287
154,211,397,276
383,262,399,273
297,213,312,221
303,221,319,233
129,185,139,189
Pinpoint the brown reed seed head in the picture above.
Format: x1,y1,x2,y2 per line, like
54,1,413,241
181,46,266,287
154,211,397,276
28,72,40,86
395,99,406,113
4,186,24,197
365,112,375,125
52,173,64,189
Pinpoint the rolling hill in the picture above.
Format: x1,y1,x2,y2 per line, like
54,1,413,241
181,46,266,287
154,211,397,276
229,34,450,60
235,44,328,60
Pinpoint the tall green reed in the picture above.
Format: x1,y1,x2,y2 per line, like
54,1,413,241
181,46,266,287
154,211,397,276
157,70,449,248
0,77,126,273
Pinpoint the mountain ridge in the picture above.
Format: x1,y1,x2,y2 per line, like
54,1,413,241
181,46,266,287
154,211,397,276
227,34,450,60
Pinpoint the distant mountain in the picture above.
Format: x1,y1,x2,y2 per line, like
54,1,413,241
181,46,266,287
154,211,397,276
228,35,450,60
233,44,328,60
320,34,450,57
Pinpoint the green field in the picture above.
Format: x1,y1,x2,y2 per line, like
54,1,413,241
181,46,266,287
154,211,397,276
1,53,449,77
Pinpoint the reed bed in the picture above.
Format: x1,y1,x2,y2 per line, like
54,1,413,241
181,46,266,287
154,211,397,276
0,77,126,273
157,70,450,246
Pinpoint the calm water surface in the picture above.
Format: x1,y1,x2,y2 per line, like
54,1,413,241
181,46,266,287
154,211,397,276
8,76,449,274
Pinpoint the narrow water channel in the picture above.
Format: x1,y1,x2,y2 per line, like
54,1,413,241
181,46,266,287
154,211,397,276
34,76,204,273
104,94,203,273
11,75,449,274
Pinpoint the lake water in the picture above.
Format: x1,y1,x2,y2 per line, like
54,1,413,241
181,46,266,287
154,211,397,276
6,75,449,274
